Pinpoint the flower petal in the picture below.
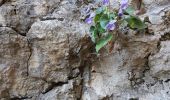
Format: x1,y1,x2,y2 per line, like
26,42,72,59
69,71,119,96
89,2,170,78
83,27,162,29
118,8,123,16
106,20,116,30
121,3,128,9
85,17,93,24
85,12,95,24
103,0,109,5
118,0,128,16
120,0,128,5
120,0,128,9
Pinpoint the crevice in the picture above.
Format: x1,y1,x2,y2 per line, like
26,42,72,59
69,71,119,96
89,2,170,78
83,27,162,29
156,40,161,53
165,79,170,83
142,53,151,75
26,39,32,76
68,36,94,99
9,26,26,36
40,17,57,21
68,69,80,80
0,26,26,36
160,32,170,41
10,96,32,100
129,98,139,100
101,94,113,100
42,81,68,94
79,62,88,100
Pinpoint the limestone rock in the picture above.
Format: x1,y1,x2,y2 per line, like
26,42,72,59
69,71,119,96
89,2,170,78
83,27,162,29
0,27,29,90
144,0,170,25
0,27,47,99
0,0,61,35
37,80,75,100
27,20,69,83
82,34,160,99
149,41,170,77
0,0,170,100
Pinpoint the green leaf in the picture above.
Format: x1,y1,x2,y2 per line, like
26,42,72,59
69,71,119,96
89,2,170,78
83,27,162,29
90,26,95,33
95,34,113,52
96,7,103,14
124,6,135,15
90,26,97,42
96,23,106,34
94,14,101,23
91,30,98,42
125,16,147,30
99,14,109,29
109,12,116,19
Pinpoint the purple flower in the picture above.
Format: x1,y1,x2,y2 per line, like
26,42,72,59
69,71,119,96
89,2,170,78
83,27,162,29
106,20,116,30
118,0,129,16
103,0,109,5
85,17,93,24
120,0,128,9
118,9,123,16
85,12,95,24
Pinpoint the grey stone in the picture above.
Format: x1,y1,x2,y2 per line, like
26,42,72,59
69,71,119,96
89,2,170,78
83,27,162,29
37,80,75,100
27,20,69,83
0,0,170,99
149,41,170,76
0,27,47,98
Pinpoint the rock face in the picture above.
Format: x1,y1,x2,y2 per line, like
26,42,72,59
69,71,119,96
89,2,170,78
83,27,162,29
0,27,46,99
27,20,69,83
0,0,170,100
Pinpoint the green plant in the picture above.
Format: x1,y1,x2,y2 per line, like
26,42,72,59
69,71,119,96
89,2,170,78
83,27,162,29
85,0,147,52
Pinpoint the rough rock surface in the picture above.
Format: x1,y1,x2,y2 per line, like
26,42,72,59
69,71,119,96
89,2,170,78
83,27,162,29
81,0,170,99
0,27,47,99
0,0,170,100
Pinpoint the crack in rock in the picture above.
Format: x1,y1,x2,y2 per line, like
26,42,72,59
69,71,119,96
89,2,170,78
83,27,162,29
26,39,32,76
42,81,68,94
10,96,32,100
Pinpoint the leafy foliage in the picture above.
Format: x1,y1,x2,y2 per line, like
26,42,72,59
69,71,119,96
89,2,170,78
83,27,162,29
96,34,113,52
85,0,147,52
124,6,135,15
125,15,147,29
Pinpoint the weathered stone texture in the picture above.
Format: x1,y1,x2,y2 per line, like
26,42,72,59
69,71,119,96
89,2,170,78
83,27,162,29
0,0,170,100
81,0,170,100
0,27,47,99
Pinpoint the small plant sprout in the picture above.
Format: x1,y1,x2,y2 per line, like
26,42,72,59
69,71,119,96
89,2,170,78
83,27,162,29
85,0,147,53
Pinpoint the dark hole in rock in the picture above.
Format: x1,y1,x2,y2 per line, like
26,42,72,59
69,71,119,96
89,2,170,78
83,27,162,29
165,79,170,83
58,18,64,21
160,32,170,41
129,98,139,100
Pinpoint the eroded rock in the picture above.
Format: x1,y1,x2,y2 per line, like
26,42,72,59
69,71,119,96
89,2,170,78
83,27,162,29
0,0,61,35
0,27,48,99
0,0,170,100
149,41,170,77
27,20,69,83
